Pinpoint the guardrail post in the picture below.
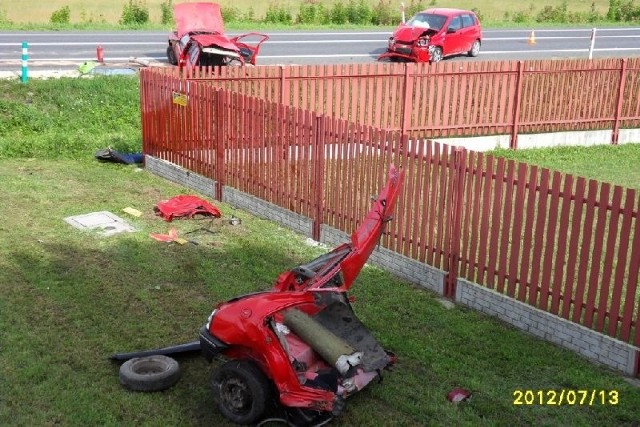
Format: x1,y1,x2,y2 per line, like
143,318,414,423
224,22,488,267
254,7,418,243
611,58,627,145
312,115,325,241
510,61,524,149
21,41,28,83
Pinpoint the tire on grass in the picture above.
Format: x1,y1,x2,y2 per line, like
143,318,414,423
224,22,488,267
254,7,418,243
211,359,272,425
119,355,181,392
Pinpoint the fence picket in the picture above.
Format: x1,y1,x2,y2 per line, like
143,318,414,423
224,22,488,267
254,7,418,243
140,62,640,347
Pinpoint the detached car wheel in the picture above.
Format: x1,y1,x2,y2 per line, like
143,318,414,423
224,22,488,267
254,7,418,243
211,360,272,425
119,355,181,392
468,40,481,57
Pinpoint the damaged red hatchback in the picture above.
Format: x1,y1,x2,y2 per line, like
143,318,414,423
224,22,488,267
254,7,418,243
166,2,268,67
378,8,482,63
198,166,404,424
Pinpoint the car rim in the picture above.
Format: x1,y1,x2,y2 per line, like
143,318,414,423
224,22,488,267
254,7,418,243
472,41,480,55
220,377,253,414
432,49,442,62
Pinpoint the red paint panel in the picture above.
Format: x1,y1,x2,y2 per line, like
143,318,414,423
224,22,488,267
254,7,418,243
539,171,561,312
549,174,572,315
528,169,550,307
486,157,505,289
572,180,599,324
607,191,636,338
517,166,538,302
596,186,623,332
584,183,610,328
496,160,515,293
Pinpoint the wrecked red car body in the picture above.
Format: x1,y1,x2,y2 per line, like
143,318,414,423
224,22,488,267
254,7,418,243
113,166,404,425
195,166,404,424
378,8,482,63
166,2,268,67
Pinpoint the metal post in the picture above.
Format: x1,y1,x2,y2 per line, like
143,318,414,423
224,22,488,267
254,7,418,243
588,28,596,60
312,115,325,241
21,41,28,83
401,2,406,23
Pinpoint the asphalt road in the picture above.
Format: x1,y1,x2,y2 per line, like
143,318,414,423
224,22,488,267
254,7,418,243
1,27,639,71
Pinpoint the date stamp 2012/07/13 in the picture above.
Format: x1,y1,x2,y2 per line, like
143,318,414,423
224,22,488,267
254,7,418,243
513,390,619,406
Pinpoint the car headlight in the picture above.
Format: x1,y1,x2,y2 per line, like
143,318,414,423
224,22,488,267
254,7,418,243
417,37,429,47
205,309,218,330
388,37,394,49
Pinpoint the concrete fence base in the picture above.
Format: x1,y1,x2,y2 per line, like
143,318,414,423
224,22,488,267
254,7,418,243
145,155,639,377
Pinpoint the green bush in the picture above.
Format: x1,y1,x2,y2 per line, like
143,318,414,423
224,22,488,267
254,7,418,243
330,2,348,24
119,0,149,26
243,7,256,22
160,0,173,25
222,5,242,22
607,0,640,20
405,0,427,18
536,2,568,23
264,3,292,24
371,0,396,25
50,6,71,24
298,0,330,25
0,9,10,24
346,0,372,24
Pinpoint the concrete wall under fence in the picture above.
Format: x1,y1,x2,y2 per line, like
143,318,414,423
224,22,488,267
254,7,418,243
435,129,640,152
144,155,639,377
456,279,639,377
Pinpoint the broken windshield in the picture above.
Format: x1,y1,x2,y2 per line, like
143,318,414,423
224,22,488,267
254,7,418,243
407,13,446,31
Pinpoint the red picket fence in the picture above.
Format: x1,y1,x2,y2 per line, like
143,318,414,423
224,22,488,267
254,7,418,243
140,66,640,348
172,57,640,145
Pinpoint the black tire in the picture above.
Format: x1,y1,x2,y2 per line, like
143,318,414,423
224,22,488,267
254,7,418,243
430,47,443,63
468,40,481,57
166,46,177,65
211,359,272,425
119,355,181,392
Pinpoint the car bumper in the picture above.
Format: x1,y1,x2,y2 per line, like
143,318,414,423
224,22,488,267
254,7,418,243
199,325,229,360
378,46,430,63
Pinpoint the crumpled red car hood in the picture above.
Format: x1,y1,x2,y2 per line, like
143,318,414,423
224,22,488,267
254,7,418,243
393,25,432,42
273,166,404,293
174,2,225,38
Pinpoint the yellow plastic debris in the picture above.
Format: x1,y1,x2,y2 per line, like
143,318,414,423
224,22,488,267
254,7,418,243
123,207,142,217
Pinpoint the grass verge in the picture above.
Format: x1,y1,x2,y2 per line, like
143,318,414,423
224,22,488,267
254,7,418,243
0,158,639,426
0,74,639,425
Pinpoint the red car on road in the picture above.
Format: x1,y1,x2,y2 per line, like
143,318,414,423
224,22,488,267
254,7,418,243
166,2,268,67
378,8,482,63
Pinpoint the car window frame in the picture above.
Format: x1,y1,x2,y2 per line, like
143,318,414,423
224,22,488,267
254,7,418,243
447,15,463,32
461,14,475,28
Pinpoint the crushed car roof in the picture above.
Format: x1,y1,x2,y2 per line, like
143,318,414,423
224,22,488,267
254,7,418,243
174,2,225,38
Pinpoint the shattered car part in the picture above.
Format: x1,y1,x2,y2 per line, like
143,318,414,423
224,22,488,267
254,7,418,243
166,2,269,67
114,166,404,424
199,165,404,424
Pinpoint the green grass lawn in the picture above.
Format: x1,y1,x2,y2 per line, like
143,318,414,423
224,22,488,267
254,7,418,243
1,158,639,426
0,75,639,426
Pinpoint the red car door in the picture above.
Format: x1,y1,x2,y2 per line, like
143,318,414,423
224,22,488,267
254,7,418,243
442,15,464,56
460,13,477,52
